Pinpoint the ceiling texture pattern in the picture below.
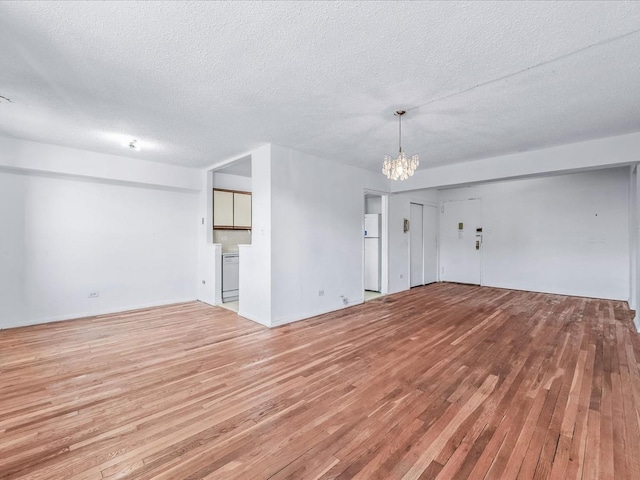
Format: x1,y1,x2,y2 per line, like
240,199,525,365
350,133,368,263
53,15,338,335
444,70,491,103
1,1,639,171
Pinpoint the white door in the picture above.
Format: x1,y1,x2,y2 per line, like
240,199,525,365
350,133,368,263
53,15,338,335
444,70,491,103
440,199,482,285
424,205,438,284
410,203,424,287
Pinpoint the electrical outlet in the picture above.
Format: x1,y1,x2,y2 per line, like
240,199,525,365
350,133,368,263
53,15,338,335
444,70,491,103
318,290,324,296
88,291,99,298
221,236,227,241
400,274,404,279
202,280,206,285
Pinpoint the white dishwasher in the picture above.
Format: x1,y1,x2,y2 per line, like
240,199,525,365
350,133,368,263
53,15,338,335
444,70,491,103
222,253,239,302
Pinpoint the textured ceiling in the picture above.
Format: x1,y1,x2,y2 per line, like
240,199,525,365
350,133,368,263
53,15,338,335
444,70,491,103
1,1,640,171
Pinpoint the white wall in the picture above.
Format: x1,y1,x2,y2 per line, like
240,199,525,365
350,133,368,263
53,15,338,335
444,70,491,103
631,166,640,330
268,145,387,326
0,135,200,191
0,137,201,329
386,189,439,294
212,172,252,192
438,168,630,300
196,170,217,306
5,134,633,330
386,194,410,294
238,145,272,326
630,165,637,311
0,169,198,329
365,195,382,214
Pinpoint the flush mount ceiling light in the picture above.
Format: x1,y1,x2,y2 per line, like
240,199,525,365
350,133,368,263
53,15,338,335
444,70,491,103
382,110,419,181
103,133,158,152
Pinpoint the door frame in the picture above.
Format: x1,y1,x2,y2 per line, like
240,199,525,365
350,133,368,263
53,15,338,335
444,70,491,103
439,198,483,286
407,198,440,287
363,190,389,295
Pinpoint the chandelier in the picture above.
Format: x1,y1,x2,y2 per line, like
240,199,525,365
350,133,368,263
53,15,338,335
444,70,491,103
382,110,419,180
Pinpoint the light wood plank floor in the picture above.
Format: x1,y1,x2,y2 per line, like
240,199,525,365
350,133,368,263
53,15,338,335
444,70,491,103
1,283,640,479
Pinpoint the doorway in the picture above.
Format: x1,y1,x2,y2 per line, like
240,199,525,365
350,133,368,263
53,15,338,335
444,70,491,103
364,192,387,301
440,199,482,285
210,155,253,312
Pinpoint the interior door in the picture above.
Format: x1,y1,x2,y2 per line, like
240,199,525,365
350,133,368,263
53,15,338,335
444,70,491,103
440,199,482,285
423,205,438,284
410,203,424,287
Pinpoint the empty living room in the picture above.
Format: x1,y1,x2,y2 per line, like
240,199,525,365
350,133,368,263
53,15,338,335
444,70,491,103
1,1,640,479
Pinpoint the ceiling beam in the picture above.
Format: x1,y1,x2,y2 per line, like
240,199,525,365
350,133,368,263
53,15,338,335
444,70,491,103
391,131,640,192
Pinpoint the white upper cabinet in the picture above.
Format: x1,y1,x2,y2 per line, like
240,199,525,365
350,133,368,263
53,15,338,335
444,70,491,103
213,189,252,229
233,192,252,228
213,190,234,228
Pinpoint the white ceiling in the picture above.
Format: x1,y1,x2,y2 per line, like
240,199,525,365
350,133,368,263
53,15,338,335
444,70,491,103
1,1,640,172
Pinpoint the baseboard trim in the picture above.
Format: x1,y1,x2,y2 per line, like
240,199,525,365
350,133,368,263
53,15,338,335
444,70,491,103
270,299,365,328
1,297,198,330
237,310,271,327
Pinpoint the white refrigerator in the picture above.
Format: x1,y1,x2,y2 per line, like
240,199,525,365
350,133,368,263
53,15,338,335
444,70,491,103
364,214,381,292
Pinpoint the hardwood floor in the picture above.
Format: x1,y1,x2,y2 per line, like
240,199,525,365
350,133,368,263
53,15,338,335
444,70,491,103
1,283,640,479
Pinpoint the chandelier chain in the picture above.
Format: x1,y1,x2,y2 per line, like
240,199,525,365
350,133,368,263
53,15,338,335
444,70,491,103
399,112,402,153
